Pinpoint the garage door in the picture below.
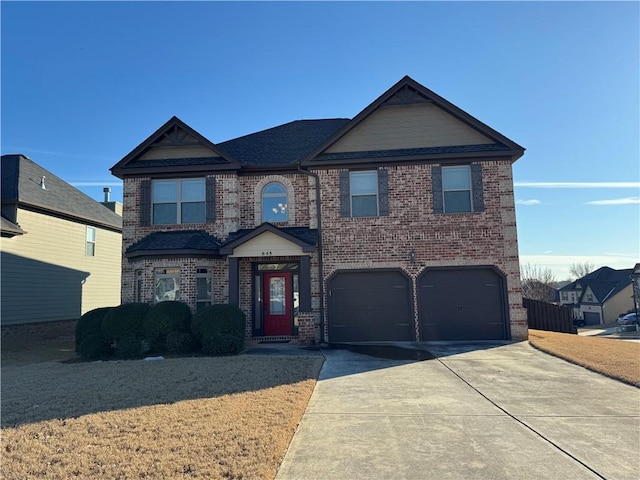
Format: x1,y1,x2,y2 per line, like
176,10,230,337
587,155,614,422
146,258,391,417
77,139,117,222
419,267,507,341
583,312,601,326
328,270,413,343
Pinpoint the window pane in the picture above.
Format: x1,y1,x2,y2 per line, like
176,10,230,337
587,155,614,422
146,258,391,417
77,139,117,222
197,276,212,301
86,227,96,242
181,202,205,223
443,166,470,190
86,242,95,256
269,277,286,314
155,276,179,302
153,181,177,202
352,195,378,217
350,171,377,194
153,203,177,224
262,197,288,222
444,191,472,213
263,182,286,195
181,179,205,202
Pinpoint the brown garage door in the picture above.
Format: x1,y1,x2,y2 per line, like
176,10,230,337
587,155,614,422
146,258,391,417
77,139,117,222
328,270,413,343
419,267,507,341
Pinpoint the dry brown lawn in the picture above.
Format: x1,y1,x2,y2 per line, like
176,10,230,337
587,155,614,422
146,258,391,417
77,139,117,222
529,329,640,387
2,352,323,479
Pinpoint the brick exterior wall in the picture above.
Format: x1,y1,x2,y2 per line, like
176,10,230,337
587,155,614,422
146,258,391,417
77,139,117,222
316,161,527,342
121,159,526,344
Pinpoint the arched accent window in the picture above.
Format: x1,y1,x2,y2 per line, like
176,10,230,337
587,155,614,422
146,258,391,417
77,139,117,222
262,182,288,222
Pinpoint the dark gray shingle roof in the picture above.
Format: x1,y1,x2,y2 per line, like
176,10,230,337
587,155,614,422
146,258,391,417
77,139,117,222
218,119,350,166
1,154,122,231
126,230,221,257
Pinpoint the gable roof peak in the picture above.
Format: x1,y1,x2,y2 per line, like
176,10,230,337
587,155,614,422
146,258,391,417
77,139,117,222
302,75,525,165
111,116,241,177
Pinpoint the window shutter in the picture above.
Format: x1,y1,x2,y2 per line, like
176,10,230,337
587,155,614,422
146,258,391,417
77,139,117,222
378,168,389,216
339,171,351,217
140,180,151,226
471,164,485,212
206,177,216,223
431,166,443,214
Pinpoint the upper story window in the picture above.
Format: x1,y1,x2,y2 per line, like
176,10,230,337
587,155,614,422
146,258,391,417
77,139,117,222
262,182,288,223
442,166,472,213
152,179,205,225
432,164,484,214
561,292,568,301
350,171,379,217
339,169,389,218
85,226,96,256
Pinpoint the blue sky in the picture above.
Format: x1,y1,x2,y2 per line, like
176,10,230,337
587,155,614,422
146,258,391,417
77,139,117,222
2,1,638,280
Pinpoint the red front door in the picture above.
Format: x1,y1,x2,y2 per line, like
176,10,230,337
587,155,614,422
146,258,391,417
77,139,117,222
263,272,293,336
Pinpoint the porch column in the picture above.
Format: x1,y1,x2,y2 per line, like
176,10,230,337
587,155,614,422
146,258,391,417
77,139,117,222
299,255,311,312
229,257,239,306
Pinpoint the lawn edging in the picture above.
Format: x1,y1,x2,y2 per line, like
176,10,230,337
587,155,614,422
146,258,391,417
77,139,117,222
528,329,640,388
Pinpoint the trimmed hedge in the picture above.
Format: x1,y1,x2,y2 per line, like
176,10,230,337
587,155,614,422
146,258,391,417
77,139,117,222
191,304,246,342
192,304,246,356
202,334,244,356
114,335,144,359
166,331,197,355
143,301,192,352
75,307,114,350
101,303,150,344
77,333,110,360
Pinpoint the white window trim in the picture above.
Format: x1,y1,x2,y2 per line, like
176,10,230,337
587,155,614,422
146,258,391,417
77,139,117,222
85,226,96,256
152,178,206,225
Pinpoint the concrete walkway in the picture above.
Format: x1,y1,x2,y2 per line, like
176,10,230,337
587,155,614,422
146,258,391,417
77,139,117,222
276,342,640,480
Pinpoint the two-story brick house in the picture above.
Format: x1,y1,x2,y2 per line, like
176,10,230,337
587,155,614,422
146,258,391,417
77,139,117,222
111,76,527,344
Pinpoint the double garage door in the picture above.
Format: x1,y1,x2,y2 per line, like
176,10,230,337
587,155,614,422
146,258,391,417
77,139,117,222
328,268,507,343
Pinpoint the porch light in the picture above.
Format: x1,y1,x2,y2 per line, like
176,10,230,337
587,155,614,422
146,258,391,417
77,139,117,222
408,249,417,265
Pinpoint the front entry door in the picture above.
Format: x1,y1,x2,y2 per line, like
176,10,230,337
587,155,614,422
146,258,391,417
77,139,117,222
263,272,292,336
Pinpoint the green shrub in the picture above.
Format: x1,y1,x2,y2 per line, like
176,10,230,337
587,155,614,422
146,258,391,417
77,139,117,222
166,331,197,355
191,304,246,342
114,335,144,359
101,303,150,343
202,334,244,356
143,301,192,352
77,333,110,360
75,307,113,350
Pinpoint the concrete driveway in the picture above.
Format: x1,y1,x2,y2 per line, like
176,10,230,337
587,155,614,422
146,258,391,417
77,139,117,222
276,342,640,480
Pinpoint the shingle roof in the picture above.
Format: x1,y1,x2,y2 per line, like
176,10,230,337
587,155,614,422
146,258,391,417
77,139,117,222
221,226,318,248
217,119,350,166
560,266,633,303
0,215,26,236
1,154,122,231
125,230,222,258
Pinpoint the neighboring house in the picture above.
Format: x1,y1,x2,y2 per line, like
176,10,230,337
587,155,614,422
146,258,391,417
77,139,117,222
1,154,123,325
559,266,634,325
111,76,527,344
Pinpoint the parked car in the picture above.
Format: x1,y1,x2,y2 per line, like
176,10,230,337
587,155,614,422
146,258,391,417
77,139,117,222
617,313,639,326
573,318,586,328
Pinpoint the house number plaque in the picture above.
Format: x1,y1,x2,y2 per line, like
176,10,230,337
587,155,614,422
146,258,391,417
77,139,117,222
261,251,273,257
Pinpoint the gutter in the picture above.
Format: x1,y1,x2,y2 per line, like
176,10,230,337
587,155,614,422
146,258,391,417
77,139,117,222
297,165,326,344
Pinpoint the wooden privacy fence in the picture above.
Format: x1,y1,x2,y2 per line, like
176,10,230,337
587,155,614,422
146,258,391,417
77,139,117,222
523,298,576,334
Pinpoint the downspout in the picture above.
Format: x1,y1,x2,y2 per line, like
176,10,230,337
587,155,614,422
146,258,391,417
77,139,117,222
297,165,326,344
